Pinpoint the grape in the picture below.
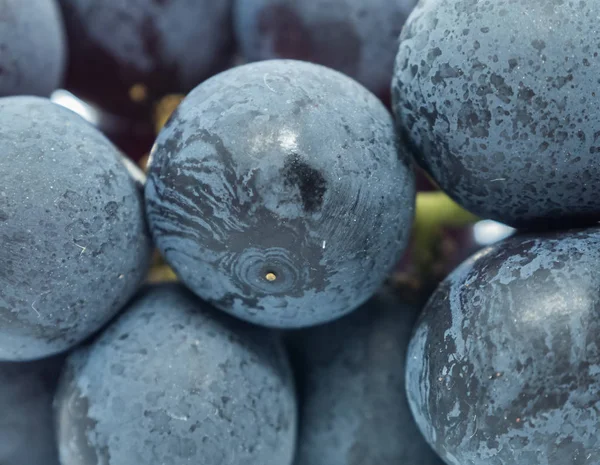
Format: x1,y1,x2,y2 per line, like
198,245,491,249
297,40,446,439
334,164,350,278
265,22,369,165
234,0,417,100
0,0,66,97
57,0,235,117
145,59,415,328
392,0,600,228
406,227,600,464
0,357,63,465
288,287,444,465
0,96,152,361
54,284,297,465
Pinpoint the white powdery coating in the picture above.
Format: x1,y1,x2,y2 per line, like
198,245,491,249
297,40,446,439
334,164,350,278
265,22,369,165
146,60,416,328
55,285,297,465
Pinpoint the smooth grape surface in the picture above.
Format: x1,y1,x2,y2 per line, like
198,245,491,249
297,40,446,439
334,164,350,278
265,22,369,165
406,227,600,465
0,97,152,361
54,284,297,465
146,59,415,328
58,0,235,116
393,0,600,228
0,357,63,465
288,288,444,465
0,0,66,97
234,0,417,100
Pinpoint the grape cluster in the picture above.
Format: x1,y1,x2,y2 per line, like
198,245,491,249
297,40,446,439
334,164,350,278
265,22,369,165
1,0,599,464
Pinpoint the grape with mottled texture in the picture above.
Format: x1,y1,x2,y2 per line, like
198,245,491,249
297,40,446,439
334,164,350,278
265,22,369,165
393,0,600,228
0,0,66,97
58,0,235,117
288,288,444,465
406,227,600,465
145,59,415,328
54,284,297,465
0,357,63,465
234,0,417,100
0,96,152,361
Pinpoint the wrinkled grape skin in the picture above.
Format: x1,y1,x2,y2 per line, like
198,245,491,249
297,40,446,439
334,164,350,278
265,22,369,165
0,96,151,361
288,288,444,465
58,0,235,116
393,0,600,228
145,59,416,329
0,0,66,97
0,358,63,465
234,0,417,100
54,284,297,465
406,228,600,465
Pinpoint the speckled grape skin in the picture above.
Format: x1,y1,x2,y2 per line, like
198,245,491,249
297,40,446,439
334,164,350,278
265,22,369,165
0,97,152,361
288,288,444,465
406,227,600,465
393,0,600,228
54,284,297,465
0,0,66,97
234,0,417,100
0,358,63,465
145,59,416,328
58,0,234,116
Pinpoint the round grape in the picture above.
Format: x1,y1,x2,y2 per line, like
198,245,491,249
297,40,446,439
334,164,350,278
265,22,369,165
393,0,600,228
0,0,66,97
406,227,600,464
289,287,444,465
58,0,235,117
145,59,416,328
54,284,297,465
0,96,152,361
0,357,63,465
234,0,417,100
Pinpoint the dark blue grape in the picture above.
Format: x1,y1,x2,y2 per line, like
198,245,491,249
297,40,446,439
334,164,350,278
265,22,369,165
57,0,235,117
54,284,297,465
0,96,152,361
145,59,415,328
0,0,66,97
406,227,600,464
234,0,417,100
0,357,63,465
393,0,600,228
288,287,444,465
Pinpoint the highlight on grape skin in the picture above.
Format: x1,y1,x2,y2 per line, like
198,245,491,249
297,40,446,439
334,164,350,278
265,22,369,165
1,0,597,463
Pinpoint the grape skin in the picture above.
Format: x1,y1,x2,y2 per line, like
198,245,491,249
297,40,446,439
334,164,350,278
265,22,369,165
145,59,416,328
54,284,297,465
0,0,66,97
289,287,444,465
406,227,600,464
0,96,151,361
0,357,63,465
234,0,417,100
393,0,600,228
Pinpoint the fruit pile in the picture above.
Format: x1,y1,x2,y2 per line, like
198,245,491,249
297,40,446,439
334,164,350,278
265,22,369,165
0,0,598,464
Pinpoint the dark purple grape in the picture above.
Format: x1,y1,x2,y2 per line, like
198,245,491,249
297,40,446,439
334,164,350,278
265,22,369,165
0,96,152,361
234,0,417,100
0,356,64,465
57,0,235,117
54,284,297,465
0,0,66,97
288,287,444,465
393,0,600,228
